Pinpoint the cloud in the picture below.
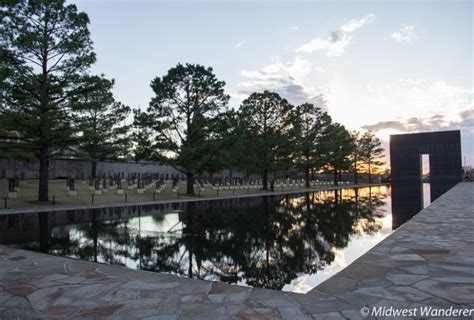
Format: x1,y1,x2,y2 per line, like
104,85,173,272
296,14,374,56
323,76,473,140
460,109,474,120
235,41,245,48
290,25,299,31
296,34,352,57
239,56,311,88
362,110,474,165
340,14,375,33
362,121,409,132
363,109,474,133
225,90,249,100
237,56,322,105
391,26,417,42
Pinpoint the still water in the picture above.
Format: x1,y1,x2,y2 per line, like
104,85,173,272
0,185,425,293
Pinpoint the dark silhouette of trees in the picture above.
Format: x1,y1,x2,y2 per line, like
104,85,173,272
74,75,131,178
136,63,229,194
290,103,332,188
237,91,294,190
0,0,96,201
359,131,385,183
322,123,354,185
351,131,361,185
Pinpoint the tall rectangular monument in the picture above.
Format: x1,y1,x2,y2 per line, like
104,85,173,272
390,130,462,220
390,130,462,184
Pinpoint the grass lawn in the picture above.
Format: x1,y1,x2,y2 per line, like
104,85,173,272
0,178,344,209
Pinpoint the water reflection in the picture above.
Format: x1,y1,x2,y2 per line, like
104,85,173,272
1,186,392,292
391,181,454,229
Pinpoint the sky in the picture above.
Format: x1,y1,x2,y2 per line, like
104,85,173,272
71,0,473,166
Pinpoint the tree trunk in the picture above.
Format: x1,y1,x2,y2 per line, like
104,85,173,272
188,248,193,278
91,161,97,179
186,172,194,194
305,167,310,188
354,156,358,185
369,186,372,210
38,31,50,203
368,162,372,184
333,169,338,186
38,145,49,202
262,169,268,191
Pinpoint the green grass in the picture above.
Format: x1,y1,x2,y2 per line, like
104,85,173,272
0,178,347,209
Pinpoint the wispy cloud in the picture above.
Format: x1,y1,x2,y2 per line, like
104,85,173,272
362,110,474,165
391,26,417,42
296,13,374,56
290,25,299,31
340,14,375,33
235,41,245,48
240,56,311,88
235,56,326,107
363,111,474,133
323,76,473,138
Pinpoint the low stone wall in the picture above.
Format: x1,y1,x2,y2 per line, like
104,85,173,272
0,158,181,179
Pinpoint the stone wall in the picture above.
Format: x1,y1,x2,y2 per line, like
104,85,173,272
0,158,182,179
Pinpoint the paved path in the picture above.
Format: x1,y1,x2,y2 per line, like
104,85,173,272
0,183,472,319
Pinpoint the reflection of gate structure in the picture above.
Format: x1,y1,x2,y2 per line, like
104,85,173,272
390,130,462,228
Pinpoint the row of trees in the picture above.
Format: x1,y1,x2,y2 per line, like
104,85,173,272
134,64,384,194
0,0,384,201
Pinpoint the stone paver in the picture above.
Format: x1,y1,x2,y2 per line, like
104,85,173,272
0,183,472,319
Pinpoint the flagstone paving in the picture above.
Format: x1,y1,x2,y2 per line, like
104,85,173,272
0,183,472,319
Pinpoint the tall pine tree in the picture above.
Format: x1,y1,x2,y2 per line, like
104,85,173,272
358,131,385,183
73,75,131,179
237,91,294,190
290,103,332,188
137,63,229,194
0,0,96,201
322,123,353,185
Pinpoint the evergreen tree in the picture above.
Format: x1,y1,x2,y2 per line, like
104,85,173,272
73,75,131,178
0,0,96,201
237,91,294,190
290,103,332,187
358,131,385,183
350,131,361,185
137,63,229,194
199,110,239,179
322,123,353,185
132,108,155,163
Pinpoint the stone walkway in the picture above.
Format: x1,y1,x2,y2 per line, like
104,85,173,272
0,183,472,319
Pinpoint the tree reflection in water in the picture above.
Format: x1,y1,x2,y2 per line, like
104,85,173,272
19,186,389,292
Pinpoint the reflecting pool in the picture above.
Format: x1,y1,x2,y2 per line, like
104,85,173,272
0,186,417,293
